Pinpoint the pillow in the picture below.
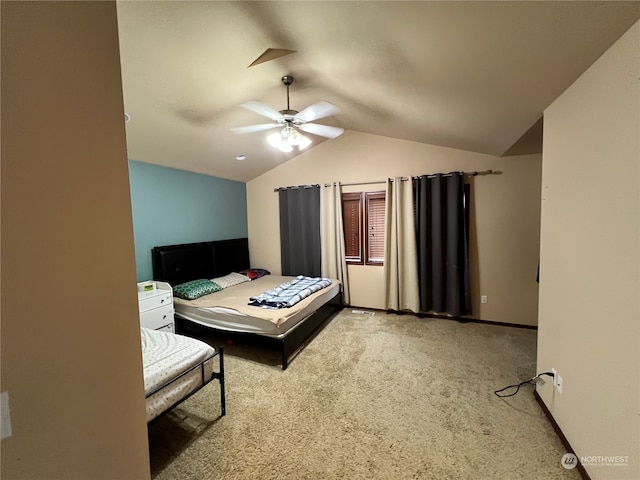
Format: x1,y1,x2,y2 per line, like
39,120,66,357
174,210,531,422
211,272,250,289
239,268,270,281
173,279,221,300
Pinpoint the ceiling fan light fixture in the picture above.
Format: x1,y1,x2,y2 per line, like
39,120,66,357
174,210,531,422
267,126,312,153
267,131,282,148
279,142,293,153
286,127,302,146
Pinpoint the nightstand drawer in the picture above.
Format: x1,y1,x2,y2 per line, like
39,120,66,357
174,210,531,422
138,291,172,313
140,305,174,330
155,323,175,334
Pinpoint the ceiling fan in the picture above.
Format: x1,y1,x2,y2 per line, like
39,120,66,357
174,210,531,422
231,75,344,152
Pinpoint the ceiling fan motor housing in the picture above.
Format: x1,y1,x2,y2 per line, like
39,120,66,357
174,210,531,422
279,109,299,119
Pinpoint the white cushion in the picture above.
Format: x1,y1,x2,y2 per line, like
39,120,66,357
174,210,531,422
211,272,250,289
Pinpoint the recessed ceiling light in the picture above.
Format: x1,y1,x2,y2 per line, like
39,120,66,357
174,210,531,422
236,154,247,161
124,113,131,123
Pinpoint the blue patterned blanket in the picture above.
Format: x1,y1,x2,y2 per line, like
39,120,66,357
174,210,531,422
248,275,332,309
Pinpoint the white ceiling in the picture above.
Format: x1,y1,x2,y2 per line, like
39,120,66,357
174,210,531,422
116,1,640,182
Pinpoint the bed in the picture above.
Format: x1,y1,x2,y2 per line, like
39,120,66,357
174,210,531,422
151,238,343,369
142,327,225,422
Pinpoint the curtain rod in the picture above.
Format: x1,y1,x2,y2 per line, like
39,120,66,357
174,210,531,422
273,170,496,192
338,169,496,187
273,184,321,192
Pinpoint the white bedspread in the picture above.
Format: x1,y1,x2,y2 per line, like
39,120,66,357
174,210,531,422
141,327,216,422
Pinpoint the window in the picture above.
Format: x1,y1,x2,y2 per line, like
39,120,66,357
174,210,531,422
342,193,362,263
342,191,385,265
365,192,385,264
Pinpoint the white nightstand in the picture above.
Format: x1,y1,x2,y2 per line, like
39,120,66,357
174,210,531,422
137,281,174,333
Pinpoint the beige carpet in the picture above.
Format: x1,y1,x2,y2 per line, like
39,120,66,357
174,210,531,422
148,310,580,480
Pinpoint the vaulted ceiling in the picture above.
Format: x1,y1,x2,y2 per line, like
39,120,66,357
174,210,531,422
116,1,640,182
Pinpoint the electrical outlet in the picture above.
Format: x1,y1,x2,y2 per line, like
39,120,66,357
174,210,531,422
481,295,488,304
551,368,563,394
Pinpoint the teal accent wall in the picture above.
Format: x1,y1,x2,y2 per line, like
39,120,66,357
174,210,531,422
128,160,248,282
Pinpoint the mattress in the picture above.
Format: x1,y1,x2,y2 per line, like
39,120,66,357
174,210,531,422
173,275,341,337
141,327,216,422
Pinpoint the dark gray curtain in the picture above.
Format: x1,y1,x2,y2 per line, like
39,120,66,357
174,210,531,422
416,173,471,316
279,186,321,277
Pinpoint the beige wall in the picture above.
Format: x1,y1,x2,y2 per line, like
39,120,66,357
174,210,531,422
247,132,542,326
1,2,150,479
537,21,639,480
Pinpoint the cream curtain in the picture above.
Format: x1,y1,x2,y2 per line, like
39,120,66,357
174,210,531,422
384,178,420,312
320,182,350,304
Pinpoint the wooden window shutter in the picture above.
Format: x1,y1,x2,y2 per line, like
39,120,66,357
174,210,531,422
365,192,385,265
341,193,363,264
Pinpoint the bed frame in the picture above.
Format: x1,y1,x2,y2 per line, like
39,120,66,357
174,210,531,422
151,238,343,369
146,346,225,422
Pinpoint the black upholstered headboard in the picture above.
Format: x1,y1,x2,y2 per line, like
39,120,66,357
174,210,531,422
152,238,250,286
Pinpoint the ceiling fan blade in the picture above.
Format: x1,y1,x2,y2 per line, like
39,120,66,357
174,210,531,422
240,101,283,120
298,123,344,139
295,101,340,123
231,123,279,134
